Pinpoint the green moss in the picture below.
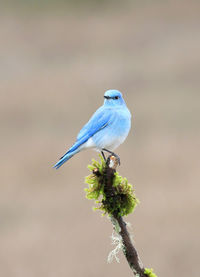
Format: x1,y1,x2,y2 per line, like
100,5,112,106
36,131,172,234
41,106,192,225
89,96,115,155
144,268,158,277
85,156,139,217
84,156,105,200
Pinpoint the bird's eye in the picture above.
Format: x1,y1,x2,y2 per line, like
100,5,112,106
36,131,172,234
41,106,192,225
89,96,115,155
114,96,119,100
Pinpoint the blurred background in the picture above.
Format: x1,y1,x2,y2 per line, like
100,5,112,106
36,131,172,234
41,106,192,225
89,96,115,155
1,0,200,276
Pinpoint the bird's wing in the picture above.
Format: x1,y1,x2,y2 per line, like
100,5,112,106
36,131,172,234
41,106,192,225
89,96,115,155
54,107,114,169
76,106,114,142
59,107,114,159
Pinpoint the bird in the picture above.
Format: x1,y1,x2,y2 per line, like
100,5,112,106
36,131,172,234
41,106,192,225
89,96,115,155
53,89,131,169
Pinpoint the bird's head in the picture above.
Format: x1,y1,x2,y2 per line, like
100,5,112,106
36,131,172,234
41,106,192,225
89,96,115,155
103,89,125,107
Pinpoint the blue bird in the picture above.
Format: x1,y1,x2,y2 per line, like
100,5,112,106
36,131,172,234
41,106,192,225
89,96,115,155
53,89,131,169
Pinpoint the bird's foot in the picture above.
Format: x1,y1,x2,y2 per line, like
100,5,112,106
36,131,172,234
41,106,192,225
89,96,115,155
110,153,121,166
101,151,106,162
102,149,121,166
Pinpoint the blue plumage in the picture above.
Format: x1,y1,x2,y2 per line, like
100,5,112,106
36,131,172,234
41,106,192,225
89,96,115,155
53,89,131,169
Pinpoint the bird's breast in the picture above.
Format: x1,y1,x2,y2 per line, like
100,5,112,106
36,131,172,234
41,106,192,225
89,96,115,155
92,108,131,151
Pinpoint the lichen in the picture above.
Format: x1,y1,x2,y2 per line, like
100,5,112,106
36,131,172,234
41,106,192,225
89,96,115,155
85,155,139,217
107,231,123,263
144,268,158,277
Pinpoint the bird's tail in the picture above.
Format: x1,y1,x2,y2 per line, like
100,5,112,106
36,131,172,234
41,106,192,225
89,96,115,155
53,134,90,169
53,148,80,169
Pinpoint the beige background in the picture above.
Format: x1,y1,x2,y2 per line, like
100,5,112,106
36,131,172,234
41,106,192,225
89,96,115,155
1,1,200,276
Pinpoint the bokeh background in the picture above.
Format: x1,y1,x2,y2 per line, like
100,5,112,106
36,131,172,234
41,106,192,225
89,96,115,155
1,0,200,276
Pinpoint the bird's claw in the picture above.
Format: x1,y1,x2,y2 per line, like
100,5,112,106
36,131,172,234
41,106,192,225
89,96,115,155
111,153,121,166
102,148,121,166
107,153,120,166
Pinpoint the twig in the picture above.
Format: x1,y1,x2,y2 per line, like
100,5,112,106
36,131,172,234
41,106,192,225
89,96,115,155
85,155,157,277
103,155,146,277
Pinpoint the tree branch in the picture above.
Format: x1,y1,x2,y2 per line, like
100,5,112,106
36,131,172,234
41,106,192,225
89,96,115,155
85,155,157,277
103,155,146,277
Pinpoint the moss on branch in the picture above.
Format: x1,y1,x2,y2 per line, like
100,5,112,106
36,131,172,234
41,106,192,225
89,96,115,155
84,155,158,277
85,155,138,217
144,268,158,277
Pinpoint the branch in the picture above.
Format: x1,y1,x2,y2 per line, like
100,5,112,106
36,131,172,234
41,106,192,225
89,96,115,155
103,156,146,277
85,155,157,277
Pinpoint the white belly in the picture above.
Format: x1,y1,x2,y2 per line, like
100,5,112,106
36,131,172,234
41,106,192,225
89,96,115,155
101,132,128,151
79,134,126,153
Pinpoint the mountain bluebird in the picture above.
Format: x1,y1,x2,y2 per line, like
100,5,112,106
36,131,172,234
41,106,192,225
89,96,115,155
54,89,131,169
